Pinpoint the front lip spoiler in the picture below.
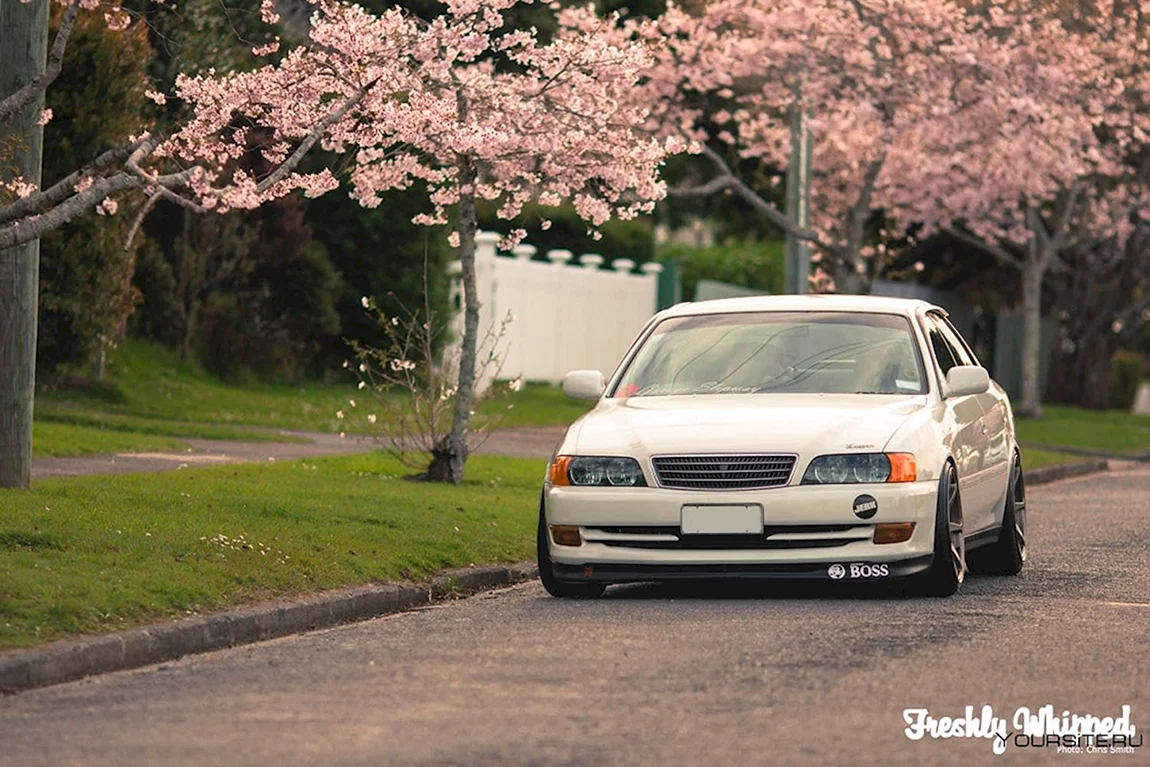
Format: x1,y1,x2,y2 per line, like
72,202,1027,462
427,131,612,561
552,554,933,584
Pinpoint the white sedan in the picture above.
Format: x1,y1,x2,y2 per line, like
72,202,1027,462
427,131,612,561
538,295,1027,598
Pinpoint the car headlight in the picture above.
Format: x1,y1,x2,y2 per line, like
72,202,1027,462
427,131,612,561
549,456,647,487
801,453,916,484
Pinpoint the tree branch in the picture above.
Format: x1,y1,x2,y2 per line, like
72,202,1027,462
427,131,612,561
943,225,1023,270
1050,180,1080,252
689,141,834,252
668,175,736,198
844,153,886,251
256,79,377,194
0,3,79,124
0,172,142,250
3,80,375,255
123,139,207,214
0,138,146,226
124,190,162,252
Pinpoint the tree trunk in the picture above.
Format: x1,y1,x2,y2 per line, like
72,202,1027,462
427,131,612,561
833,258,866,295
1018,256,1045,418
90,345,106,382
425,159,479,484
0,0,49,489
181,301,198,362
1077,334,1114,411
1043,239,1132,411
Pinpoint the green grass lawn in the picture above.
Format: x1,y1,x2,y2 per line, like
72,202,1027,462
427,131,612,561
1015,405,1150,455
0,452,544,649
1021,447,1092,470
32,406,310,458
32,422,188,458
39,341,358,433
35,341,591,458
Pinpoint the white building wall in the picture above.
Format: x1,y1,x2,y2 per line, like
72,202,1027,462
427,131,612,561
449,232,662,386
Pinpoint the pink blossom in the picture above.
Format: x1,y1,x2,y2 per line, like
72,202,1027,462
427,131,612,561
2,178,37,199
162,0,665,241
259,0,279,24
104,8,130,31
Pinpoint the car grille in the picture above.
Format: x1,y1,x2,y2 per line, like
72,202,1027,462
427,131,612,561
651,454,797,490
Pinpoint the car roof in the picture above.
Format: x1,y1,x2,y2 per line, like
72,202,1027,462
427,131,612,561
659,294,944,319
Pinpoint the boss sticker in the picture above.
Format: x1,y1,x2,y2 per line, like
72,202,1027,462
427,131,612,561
848,563,889,578
827,562,889,580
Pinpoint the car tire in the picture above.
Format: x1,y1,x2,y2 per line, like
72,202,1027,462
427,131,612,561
969,453,1026,576
537,498,606,599
914,462,965,597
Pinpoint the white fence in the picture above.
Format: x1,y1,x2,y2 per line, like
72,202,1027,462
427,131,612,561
448,232,662,386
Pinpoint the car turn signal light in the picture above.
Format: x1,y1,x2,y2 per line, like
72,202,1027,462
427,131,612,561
549,456,573,486
549,525,582,547
885,453,916,483
874,522,916,544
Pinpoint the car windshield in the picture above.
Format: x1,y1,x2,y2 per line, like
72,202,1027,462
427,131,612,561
612,311,927,397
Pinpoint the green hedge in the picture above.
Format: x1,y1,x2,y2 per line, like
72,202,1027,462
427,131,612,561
658,240,785,300
1110,351,1144,411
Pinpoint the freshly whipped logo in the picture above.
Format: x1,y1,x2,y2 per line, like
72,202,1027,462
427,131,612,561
903,705,1141,755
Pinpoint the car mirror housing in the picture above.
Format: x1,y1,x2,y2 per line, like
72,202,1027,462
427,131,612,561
945,366,990,397
562,370,606,401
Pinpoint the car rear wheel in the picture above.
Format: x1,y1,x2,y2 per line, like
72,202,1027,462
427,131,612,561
914,462,965,597
969,452,1026,575
537,499,606,599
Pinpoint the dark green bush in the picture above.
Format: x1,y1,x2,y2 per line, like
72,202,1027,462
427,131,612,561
37,9,151,378
1109,351,1144,411
658,240,785,300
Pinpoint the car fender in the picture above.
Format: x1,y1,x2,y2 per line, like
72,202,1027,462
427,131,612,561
881,403,955,484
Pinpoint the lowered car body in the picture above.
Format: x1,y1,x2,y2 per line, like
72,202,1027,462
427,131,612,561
538,295,1027,598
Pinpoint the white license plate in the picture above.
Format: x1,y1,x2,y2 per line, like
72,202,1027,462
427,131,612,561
680,504,763,535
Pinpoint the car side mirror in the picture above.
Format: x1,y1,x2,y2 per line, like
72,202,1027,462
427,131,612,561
945,366,990,397
562,370,605,401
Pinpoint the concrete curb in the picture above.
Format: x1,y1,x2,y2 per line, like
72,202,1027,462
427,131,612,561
1024,442,1150,461
1026,458,1109,486
0,562,537,695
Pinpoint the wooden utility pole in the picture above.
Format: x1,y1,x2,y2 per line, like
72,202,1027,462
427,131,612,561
0,0,49,488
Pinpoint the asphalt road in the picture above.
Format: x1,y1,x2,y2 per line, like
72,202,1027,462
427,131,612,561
2,467,1149,766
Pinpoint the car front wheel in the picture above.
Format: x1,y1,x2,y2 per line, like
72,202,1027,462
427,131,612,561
914,462,965,597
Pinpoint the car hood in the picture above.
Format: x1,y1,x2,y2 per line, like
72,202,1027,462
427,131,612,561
568,393,926,458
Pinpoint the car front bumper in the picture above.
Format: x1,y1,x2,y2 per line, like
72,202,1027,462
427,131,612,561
544,480,939,583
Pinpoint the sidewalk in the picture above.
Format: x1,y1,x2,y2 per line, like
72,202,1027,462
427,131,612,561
30,426,566,479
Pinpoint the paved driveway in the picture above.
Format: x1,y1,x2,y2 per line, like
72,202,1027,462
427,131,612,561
31,426,565,478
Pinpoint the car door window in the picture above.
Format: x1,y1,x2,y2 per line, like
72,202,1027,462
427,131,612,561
935,316,977,367
925,317,959,376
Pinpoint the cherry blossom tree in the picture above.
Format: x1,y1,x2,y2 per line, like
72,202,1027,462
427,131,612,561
628,0,1146,417
1,0,669,486
611,0,991,293
1047,217,1150,409
897,1,1150,417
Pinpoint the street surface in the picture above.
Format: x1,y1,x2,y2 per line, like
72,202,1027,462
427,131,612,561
2,467,1148,765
